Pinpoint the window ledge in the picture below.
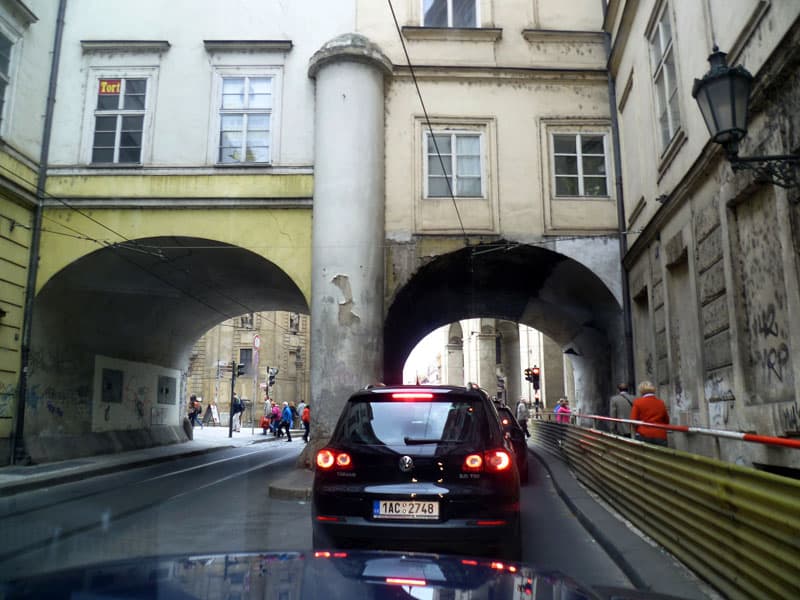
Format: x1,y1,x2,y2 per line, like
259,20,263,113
425,196,487,201
81,40,170,54
203,40,292,53
401,26,502,42
552,195,612,202
656,128,687,181
214,162,273,168
521,29,605,45
87,163,143,168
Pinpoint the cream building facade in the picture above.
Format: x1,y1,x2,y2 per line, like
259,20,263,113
607,0,800,469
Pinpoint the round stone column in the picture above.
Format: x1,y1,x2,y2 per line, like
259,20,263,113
308,34,392,445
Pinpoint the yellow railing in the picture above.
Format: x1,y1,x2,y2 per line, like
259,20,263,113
530,421,800,600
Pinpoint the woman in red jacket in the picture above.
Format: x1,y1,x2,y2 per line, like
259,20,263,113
630,381,670,446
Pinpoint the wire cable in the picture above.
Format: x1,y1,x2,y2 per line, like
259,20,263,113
386,0,469,246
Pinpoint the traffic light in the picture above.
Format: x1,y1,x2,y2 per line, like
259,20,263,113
268,367,278,387
524,368,532,382
531,366,540,390
236,363,246,377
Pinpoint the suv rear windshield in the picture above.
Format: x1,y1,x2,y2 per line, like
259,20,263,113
336,396,488,446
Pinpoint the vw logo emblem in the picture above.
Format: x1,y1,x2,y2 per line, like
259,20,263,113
399,455,414,472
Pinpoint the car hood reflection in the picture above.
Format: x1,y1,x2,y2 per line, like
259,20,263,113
0,549,609,599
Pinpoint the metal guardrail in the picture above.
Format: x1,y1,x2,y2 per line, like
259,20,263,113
530,420,800,600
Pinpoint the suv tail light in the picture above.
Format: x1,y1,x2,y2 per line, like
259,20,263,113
485,449,512,472
462,449,512,472
316,449,353,471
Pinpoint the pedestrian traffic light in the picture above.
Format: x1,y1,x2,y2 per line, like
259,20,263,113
531,366,540,390
268,367,278,387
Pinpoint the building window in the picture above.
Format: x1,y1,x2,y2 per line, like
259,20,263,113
218,76,272,164
552,133,608,197
425,131,483,198
649,6,680,150
91,77,147,164
422,0,478,28
239,348,253,374
239,313,253,329
0,32,12,129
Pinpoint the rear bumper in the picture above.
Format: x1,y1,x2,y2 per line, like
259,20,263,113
312,515,519,554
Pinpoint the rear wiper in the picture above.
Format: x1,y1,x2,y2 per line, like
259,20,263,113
403,437,460,445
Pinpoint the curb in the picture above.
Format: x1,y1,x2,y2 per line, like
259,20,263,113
527,446,648,591
0,445,232,497
268,468,313,501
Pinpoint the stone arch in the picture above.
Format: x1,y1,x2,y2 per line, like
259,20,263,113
384,242,624,414
24,236,308,462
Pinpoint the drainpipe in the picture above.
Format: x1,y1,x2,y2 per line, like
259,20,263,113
602,1,636,389
11,0,68,464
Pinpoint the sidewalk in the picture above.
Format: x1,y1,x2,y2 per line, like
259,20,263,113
529,445,713,600
0,424,304,497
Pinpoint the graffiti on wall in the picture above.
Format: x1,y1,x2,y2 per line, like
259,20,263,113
0,383,15,417
752,303,791,384
125,376,150,424
781,403,799,433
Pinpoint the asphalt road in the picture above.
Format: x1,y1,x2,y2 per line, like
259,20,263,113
0,443,631,591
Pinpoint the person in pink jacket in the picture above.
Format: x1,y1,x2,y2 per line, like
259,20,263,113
555,398,572,424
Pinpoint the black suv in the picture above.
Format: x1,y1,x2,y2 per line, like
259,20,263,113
312,385,522,560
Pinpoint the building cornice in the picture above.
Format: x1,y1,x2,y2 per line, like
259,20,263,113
203,40,293,53
80,40,171,54
41,197,312,209
4,0,37,26
392,64,607,83
308,33,392,78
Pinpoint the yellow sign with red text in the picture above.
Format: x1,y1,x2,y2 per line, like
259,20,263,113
98,79,121,95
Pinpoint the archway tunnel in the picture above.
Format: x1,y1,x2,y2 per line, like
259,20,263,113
384,243,624,413
24,236,308,461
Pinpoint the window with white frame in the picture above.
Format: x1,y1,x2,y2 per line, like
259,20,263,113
218,76,272,164
91,77,147,164
649,6,680,150
552,133,608,197
425,130,483,198
0,32,12,129
422,0,478,28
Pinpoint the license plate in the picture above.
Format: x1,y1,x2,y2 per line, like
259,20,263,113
373,500,439,520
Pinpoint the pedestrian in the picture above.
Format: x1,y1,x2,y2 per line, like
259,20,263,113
281,401,293,442
301,404,310,443
516,397,530,438
290,401,299,428
231,392,244,432
555,397,571,424
630,381,670,446
271,401,282,437
189,395,203,429
297,400,306,428
532,397,542,420
609,383,634,436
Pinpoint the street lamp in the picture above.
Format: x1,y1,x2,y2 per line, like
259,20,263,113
692,47,799,189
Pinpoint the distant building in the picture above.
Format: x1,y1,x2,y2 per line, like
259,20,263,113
186,311,309,425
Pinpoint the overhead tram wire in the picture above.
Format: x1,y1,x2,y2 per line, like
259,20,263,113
387,0,468,247
0,163,303,338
